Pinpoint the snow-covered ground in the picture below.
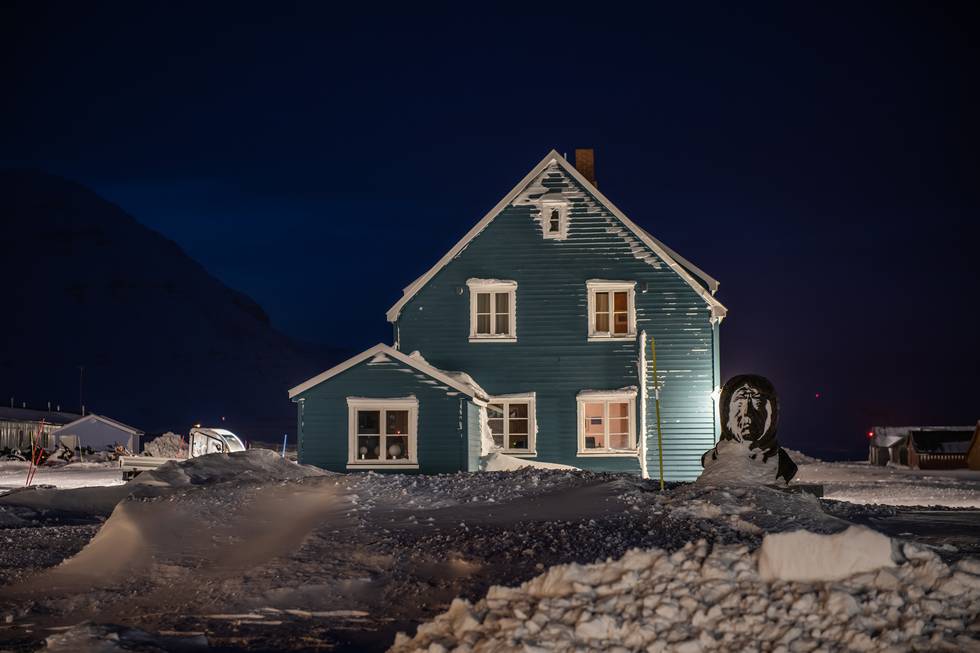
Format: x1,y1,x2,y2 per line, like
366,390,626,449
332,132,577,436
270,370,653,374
0,461,125,491
0,452,978,651
391,532,980,652
796,459,980,507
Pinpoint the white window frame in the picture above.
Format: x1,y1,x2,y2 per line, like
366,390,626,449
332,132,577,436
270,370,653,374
346,397,419,469
467,278,517,343
539,199,569,240
586,280,636,342
576,389,638,457
486,393,536,455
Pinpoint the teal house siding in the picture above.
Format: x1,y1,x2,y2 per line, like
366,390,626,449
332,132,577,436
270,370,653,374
291,151,726,480
393,159,720,479
292,351,480,473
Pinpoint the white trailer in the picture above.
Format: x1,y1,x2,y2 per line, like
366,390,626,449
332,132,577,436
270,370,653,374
120,427,246,480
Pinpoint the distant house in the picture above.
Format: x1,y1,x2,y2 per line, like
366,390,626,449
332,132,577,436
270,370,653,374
51,414,144,453
868,427,911,466
0,406,82,451
289,150,726,479
968,423,980,471
869,425,976,469
907,427,974,470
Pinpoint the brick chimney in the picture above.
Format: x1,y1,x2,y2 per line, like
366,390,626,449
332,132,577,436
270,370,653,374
574,148,597,187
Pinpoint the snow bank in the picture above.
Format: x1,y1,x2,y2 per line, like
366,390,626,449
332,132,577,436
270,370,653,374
696,439,781,485
135,448,326,487
783,447,822,464
482,452,578,472
758,526,895,582
391,536,980,652
141,432,186,458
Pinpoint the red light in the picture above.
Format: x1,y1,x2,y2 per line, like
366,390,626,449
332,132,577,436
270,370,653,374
867,430,874,438
814,393,821,399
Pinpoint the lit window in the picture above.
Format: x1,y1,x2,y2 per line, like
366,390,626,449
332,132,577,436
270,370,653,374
577,389,636,455
487,394,536,453
347,397,418,468
467,279,517,342
586,280,636,340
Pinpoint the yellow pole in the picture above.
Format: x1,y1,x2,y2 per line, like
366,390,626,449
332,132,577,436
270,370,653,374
651,337,665,491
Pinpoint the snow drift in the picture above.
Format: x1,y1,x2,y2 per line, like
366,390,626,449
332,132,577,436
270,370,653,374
391,533,980,652
134,448,326,487
482,452,578,472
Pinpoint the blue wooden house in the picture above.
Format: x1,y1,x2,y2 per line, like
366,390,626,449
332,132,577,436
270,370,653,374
289,150,727,480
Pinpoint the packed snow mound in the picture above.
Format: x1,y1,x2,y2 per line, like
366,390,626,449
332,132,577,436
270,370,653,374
135,449,327,487
482,452,579,472
391,536,980,653
141,432,187,458
759,526,895,581
696,439,782,486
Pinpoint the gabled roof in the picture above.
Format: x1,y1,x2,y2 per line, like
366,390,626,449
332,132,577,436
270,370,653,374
385,150,727,323
288,343,489,400
0,407,82,425
51,413,144,436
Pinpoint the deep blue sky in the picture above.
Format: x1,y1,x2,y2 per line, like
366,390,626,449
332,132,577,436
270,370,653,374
3,2,978,453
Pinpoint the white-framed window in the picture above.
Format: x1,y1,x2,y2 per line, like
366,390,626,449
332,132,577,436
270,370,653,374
346,397,419,469
487,393,536,454
586,280,636,341
576,389,637,456
466,278,517,343
539,200,569,240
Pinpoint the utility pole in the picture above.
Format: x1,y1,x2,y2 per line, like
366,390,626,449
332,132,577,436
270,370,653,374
78,365,84,415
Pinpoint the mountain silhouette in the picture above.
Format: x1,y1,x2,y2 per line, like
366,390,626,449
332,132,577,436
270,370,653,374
1,169,339,441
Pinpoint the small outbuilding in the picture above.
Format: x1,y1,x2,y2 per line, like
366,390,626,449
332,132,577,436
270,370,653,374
0,407,82,451
869,425,976,469
868,427,909,466
907,427,975,470
51,414,144,453
967,422,980,471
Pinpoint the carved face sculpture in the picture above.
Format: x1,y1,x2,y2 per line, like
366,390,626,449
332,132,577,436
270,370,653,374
727,384,769,443
719,374,779,447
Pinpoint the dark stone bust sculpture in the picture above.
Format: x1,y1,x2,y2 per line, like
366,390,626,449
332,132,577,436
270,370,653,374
700,374,798,484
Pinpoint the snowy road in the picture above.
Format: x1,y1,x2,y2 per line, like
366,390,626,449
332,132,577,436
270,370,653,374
796,460,980,507
0,461,124,492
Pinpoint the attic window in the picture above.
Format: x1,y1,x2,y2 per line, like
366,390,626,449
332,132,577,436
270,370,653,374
539,199,568,240
548,208,561,233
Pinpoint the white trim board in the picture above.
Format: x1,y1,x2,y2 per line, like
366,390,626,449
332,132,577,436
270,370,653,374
288,343,489,400
385,150,727,323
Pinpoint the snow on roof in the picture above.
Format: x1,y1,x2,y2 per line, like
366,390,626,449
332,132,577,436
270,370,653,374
909,429,974,454
385,150,727,323
51,413,144,436
407,350,490,399
0,406,82,425
288,344,489,401
871,425,974,449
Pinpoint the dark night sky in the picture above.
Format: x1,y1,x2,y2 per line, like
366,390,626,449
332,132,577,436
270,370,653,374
3,2,978,454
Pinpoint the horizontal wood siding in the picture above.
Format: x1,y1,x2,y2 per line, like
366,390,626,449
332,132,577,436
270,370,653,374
294,355,470,474
397,163,717,478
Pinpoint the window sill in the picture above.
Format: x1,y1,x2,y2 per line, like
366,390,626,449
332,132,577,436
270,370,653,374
469,336,517,343
587,335,636,343
576,450,639,458
502,450,537,457
347,462,419,470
